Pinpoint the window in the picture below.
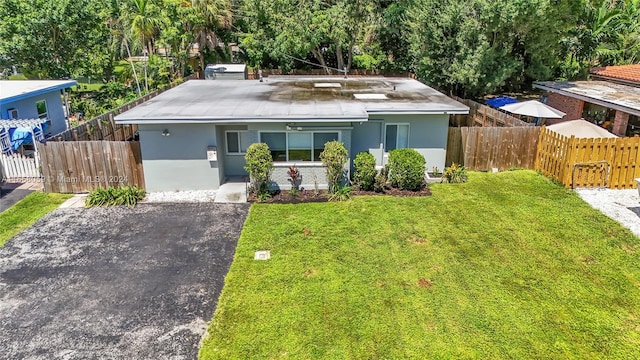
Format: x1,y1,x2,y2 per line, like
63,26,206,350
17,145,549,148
260,131,339,162
226,131,250,154
385,124,409,151
627,115,640,137
582,102,614,128
7,108,18,119
36,100,48,119
288,132,312,161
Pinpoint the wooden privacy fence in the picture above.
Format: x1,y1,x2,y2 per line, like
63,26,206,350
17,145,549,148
36,141,144,193
447,127,541,170
49,74,198,142
450,96,530,127
535,127,640,189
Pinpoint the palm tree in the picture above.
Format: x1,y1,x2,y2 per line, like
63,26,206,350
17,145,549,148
129,0,160,92
190,0,233,74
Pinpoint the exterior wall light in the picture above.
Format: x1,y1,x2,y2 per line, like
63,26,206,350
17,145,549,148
161,129,170,137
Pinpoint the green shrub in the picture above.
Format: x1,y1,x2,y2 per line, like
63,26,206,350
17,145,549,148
353,152,377,191
329,185,352,202
320,141,348,193
244,143,273,195
442,163,468,183
85,186,146,207
387,149,426,191
374,171,387,193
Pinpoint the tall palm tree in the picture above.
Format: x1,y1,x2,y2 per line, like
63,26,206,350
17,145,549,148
190,0,233,73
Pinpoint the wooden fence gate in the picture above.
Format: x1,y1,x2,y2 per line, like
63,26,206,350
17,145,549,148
37,141,145,193
535,127,640,189
446,126,541,170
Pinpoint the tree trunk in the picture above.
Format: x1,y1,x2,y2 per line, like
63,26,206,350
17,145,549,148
312,47,331,75
336,46,344,72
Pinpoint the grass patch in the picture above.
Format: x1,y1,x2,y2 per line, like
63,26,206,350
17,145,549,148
0,191,71,247
200,170,640,359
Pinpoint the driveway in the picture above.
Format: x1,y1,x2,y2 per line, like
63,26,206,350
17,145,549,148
0,203,249,359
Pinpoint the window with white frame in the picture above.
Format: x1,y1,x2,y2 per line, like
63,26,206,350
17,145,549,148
385,124,409,151
260,131,339,162
7,108,18,119
36,100,48,119
226,131,250,154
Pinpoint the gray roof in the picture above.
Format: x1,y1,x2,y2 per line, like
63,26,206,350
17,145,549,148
115,77,469,124
0,80,77,103
534,81,640,117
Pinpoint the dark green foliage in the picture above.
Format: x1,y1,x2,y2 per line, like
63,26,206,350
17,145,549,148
387,149,426,191
353,152,377,191
441,163,468,183
244,143,273,195
328,185,351,202
320,141,348,194
85,186,146,207
373,171,387,193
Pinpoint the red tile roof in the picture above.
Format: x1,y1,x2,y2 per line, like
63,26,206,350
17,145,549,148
591,64,640,84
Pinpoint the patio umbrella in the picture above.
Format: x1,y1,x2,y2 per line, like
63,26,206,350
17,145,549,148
546,119,617,138
499,100,566,119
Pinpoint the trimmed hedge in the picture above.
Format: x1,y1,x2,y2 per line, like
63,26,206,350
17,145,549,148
387,149,426,191
353,152,377,191
244,143,273,195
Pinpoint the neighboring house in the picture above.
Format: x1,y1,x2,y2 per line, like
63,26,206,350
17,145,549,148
0,80,77,136
114,77,469,192
534,64,640,136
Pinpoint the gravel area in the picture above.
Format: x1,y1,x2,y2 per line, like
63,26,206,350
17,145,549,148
575,188,640,238
0,203,249,359
144,190,216,203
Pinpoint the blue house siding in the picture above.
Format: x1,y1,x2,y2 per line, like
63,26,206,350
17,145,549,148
137,124,221,192
1,91,67,135
136,116,447,192
381,114,449,171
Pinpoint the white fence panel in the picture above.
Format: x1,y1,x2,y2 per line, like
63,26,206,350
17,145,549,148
0,153,40,180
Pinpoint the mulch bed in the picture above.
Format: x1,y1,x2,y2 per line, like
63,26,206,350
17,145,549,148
248,187,432,204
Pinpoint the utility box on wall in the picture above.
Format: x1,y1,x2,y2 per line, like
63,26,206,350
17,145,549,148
207,146,217,161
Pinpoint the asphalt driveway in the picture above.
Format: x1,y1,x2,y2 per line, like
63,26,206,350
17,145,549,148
0,203,249,359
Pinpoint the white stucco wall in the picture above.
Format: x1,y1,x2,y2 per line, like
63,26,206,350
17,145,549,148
138,124,220,192
1,91,67,135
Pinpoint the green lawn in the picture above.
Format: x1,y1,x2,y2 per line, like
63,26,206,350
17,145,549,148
0,191,71,247
200,170,640,359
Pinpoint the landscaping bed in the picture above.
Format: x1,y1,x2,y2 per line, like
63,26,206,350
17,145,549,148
200,170,640,359
248,187,432,203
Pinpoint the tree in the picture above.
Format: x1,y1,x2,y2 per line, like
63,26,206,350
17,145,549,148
408,0,573,97
239,0,379,74
0,0,109,78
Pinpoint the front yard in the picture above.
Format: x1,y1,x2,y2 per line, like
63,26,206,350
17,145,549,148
200,170,640,359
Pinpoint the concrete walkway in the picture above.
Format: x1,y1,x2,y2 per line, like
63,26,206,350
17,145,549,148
58,194,87,209
214,181,248,203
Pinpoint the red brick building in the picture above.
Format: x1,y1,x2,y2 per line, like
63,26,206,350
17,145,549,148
534,65,640,137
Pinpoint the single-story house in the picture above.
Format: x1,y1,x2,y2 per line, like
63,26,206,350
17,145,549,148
533,64,640,137
114,77,469,192
0,80,77,136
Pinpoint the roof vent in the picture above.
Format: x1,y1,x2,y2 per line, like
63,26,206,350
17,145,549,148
314,83,342,88
354,93,388,100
